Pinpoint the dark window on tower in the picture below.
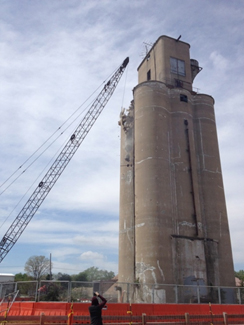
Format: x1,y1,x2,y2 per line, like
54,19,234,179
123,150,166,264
147,69,151,81
170,57,186,76
175,79,183,88
180,94,188,102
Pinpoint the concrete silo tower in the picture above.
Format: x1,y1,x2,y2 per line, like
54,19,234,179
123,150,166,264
118,35,235,303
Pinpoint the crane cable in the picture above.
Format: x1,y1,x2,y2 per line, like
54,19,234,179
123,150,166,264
0,99,91,197
120,61,129,112
0,62,126,230
0,66,119,196
0,133,71,229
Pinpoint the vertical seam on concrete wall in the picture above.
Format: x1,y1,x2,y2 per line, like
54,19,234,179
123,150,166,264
132,104,136,282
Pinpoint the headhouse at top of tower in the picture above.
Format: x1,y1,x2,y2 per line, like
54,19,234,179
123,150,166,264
137,35,201,91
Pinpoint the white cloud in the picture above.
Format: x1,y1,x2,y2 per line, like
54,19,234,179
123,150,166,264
0,0,243,277
209,51,229,72
80,251,104,261
74,235,118,248
51,247,82,260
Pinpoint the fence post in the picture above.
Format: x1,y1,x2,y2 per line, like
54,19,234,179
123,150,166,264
142,313,146,325
185,313,189,324
218,287,221,304
223,312,228,325
197,285,200,304
238,288,241,304
68,281,71,302
152,284,155,304
175,285,178,304
127,283,130,303
40,312,45,325
34,281,38,302
37,281,41,302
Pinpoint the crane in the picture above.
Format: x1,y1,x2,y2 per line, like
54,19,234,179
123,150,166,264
0,57,129,263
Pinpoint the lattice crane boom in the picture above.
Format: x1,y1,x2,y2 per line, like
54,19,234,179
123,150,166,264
0,57,129,263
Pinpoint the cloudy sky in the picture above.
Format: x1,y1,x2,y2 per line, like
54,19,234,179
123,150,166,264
0,0,243,277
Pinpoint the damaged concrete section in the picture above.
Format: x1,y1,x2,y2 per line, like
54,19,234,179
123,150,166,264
118,102,135,284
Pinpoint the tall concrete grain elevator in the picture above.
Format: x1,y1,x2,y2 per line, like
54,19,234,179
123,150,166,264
118,35,235,303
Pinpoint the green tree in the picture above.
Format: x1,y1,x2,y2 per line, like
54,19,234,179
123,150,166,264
15,272,32,281
15,273,35,296
57,273,72,281
84,267,115,281
235,270,244,286
72,271,88,282
24,255,51,281
42,284,60,301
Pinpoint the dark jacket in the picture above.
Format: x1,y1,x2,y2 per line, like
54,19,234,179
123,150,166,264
89,294,107,325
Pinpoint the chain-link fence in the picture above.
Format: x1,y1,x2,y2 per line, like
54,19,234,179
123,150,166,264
16,281,38,301
1,280,243,304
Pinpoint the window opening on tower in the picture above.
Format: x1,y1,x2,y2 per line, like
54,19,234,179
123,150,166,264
147,69,151,81
180,94,188,102
170,57,186,76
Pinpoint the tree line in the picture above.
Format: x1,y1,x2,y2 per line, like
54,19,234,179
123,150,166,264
15,255,115,282
14,255,244,286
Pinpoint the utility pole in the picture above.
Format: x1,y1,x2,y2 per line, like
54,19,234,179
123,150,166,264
50,253,52,280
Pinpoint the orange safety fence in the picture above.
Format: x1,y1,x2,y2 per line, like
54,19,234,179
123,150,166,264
1,313,244,325
1,302,244,317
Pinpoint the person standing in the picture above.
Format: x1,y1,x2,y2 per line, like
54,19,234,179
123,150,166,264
89,292,107,325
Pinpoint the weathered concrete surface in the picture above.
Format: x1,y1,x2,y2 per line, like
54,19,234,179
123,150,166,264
118,35,235,303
